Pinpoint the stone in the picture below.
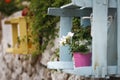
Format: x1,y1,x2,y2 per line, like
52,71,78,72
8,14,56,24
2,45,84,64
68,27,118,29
15,67,22,75
51,71,68,80
68,75,76,80
21,72,30,80
40,47,52,66
32,74,40,80
11,72,18,80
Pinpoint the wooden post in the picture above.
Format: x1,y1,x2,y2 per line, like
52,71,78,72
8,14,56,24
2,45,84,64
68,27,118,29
117,0,120,75
19,17,28,53
92,0,108,77
60,17,72,61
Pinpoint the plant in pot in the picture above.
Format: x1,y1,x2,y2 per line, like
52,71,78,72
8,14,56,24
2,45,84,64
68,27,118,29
59,26,92,68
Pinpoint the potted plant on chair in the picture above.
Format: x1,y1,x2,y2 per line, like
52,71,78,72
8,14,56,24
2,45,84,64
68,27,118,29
59,26,92,68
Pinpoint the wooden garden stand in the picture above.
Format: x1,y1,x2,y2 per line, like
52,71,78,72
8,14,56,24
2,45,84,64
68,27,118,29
47,0,120,78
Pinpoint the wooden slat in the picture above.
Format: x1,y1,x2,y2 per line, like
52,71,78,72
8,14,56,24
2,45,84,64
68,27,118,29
47,61,117,76
48,8,92,17
71,0,117,8
60,3,80,9
63,66,117,76
10,18,19,24
107,10,117,66
72,0,92,8
47,61,73,69
4,20,11,24
92,0,108,77
64,66,92,76
19,17,28,53
117,0,120,75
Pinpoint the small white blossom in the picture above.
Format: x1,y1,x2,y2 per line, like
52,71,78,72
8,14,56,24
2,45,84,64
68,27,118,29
59,32,74,46
59,36,67,46
59,40,63,46
83,40,88,44
79,40,88,46
67,32,74,37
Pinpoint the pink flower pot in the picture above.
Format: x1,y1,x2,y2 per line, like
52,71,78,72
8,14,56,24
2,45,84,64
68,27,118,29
73,52,92,68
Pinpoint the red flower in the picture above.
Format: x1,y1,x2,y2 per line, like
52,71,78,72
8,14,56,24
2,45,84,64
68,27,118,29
22,7,29,16
5,0,11,3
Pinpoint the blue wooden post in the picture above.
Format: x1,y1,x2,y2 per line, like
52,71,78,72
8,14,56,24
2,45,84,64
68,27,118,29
60,17,72,61
81,17,91,27
107,12,117,66
92,0,108,77
117,0,120,75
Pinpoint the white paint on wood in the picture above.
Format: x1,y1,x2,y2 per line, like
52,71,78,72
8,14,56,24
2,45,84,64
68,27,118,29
117,0,120,75
48,8,92,17
92,0,108,77
47,61,73,69
71,0,116,8
64,66,117,76
59,17,72,61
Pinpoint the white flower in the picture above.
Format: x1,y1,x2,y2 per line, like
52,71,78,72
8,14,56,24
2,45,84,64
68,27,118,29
59,36,67,46
59,32,74,46
67,32,74,37
82,40,88,44
62,36,66,40
59,40,63,46
79,40,88,45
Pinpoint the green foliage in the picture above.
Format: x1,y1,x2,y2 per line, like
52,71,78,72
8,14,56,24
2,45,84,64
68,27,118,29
71,26,92,53
71,18,92,53
0,0,30,16
29,0,71,55
0,0,18,16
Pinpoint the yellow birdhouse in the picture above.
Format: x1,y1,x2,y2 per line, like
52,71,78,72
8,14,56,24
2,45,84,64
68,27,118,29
5,17,36,54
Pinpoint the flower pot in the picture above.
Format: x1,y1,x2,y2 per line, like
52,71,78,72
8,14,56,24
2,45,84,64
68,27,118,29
73,52,92,68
